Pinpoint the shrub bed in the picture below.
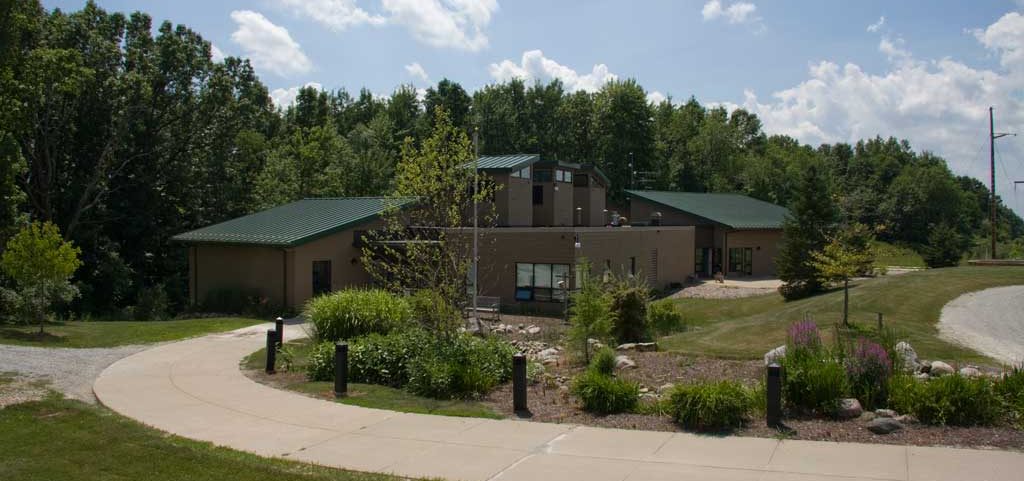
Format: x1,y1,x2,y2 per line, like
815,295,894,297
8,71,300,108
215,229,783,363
888,374,1004,426
305,289,412,342
647,299,684,336
571,369,640,414
668,380,753,431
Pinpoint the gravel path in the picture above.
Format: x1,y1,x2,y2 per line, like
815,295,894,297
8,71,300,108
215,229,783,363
0,343,150,403
938,285,1024,366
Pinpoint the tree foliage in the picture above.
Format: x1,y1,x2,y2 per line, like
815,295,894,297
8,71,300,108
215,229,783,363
810,223,876,324
777,163,838,300
568,260,615,364
1,221,81,331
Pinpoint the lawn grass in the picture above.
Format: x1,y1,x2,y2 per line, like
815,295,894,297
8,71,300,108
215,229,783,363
0,395,420,481
0,317,265,348
873,241,926,268
244,340,501,419
660,266,1024,364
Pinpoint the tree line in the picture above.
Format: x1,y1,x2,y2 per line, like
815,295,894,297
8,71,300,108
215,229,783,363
1,1,1021,319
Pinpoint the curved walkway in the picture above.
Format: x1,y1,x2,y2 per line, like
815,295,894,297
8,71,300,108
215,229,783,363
94,323,1024,481
939,285,1024,365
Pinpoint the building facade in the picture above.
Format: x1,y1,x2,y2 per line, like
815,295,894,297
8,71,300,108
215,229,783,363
173,155,787,310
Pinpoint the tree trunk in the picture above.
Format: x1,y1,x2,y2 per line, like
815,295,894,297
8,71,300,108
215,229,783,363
843,278,850,327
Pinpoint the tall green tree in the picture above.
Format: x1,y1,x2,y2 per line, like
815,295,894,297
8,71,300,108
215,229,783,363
778,162,838,300
592,79,654,200
1,221,81,333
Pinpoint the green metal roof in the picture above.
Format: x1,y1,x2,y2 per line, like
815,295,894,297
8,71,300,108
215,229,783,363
472,154,539,171
626,190,789,229
172,197,415,247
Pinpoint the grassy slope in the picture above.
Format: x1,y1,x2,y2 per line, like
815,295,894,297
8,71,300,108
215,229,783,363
0,396,418,481
873,241,926,268
244,340,500,419
660,266,1024,364
0,317,264,348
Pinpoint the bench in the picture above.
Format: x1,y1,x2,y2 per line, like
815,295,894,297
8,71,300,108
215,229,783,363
465,296,501,322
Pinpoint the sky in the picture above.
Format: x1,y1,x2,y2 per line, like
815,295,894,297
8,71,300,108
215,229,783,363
43,0,1024,217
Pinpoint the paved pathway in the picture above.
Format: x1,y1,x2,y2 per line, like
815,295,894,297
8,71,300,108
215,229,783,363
94,323,1024,481
939,285,1024,365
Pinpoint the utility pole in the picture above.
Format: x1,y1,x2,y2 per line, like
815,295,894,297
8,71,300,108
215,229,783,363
990,107,1016,259
472,127,479,319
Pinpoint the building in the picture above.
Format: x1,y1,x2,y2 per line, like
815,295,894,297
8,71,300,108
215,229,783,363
172,155,788,311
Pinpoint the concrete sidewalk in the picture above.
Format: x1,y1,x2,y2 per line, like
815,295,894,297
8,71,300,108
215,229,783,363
94,323,1024,481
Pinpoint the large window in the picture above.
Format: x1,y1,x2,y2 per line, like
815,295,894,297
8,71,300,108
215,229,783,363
515,263,570,301
695,248,707,275
729,247,753,275
532,185,544,205
512,166,531,179
555,169,572,183
312,260,332,295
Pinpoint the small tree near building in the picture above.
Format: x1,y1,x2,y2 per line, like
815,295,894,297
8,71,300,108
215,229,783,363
1,222,82,333
567,259,615,364
810,223,875,326
777,162,838,300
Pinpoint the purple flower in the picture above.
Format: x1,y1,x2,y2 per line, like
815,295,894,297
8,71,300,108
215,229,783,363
787,320,821,352
846,338,891,378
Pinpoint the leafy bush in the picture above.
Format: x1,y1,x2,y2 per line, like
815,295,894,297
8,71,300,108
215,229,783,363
128,284,170,321
305,289,412,342
589,347,617,376
997,366,1024,427
409,288,459,332
668,381,753,431
348,330,431,387
783,354,849,415
571,369,639,414
406,334,516,399
305,341,336,382
606,275,650,343
567,260,614,364
845,338,892,410
920,222,967,268
888,374,1004,426
647,299,684,335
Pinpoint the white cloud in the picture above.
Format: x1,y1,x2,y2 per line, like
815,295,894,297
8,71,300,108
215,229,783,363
405,62,429,82
230,10,312,77
279,0,385,31
736,11,1024,209
488,50,618,92
270,82,324,109
647,91,667,105
380,0,498,52
702,1,760,25
867,16,885,33
210,44,225,63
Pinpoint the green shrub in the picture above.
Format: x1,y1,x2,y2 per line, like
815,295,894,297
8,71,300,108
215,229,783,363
668,380,753,431
888,374,1004,426
589,347,617,376
996,366,1024,427
571,370,639,414
606,275,650,343
305,341,335,382
305,289,412,342
130,284,170,321
348,330,431,387
409,289,459,332
783,355,849,416
647,299,684,335
406,334,516,399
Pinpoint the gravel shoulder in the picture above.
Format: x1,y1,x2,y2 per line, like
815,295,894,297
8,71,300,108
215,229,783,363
0,343,149,403
938,285,1024,366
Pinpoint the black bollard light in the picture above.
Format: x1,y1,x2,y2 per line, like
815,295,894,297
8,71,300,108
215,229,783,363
275,317,284,348
766,363,782,428
334,342,348,398
877,312,884,331
265,330,277,374
513,353,527,413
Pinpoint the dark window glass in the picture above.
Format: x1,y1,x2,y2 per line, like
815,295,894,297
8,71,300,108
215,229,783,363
532,185,543,205
312,260,332,295
533,170,552,182
573,174,588,187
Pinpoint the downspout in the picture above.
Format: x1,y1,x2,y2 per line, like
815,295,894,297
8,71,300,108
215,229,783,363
723,229,728,279
192,246,198,306
281,248,288,309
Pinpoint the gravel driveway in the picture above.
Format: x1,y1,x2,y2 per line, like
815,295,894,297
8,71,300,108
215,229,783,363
0,343,149,403
938,285,1024,365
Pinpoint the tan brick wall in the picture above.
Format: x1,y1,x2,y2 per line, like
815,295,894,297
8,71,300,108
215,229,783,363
192,244,287,307
629,198,713,226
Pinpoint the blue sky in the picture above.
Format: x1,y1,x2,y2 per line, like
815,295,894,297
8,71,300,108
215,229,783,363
43,1,1024,216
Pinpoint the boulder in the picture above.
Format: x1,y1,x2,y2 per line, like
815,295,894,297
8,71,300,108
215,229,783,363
616,343,638,351
875,409,897,418
866,417,903,435
918,361,931,374
894,341,920,372
588,338,605,350
837,398,863,420
637,342,658,352
859,411,877,422
464,317,490,336
657,383,676,393
894,414,918,424
930,361,954,377
537,347,559,361
959,366,982,378
764,345,787,366
615,355,637,370
526,326,541,335
914,372,930,382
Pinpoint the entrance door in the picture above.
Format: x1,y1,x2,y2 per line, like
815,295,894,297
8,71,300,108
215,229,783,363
312,260,332,295
729,248,753,276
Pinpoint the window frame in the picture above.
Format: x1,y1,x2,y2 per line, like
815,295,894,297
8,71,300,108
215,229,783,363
514,262,572,302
